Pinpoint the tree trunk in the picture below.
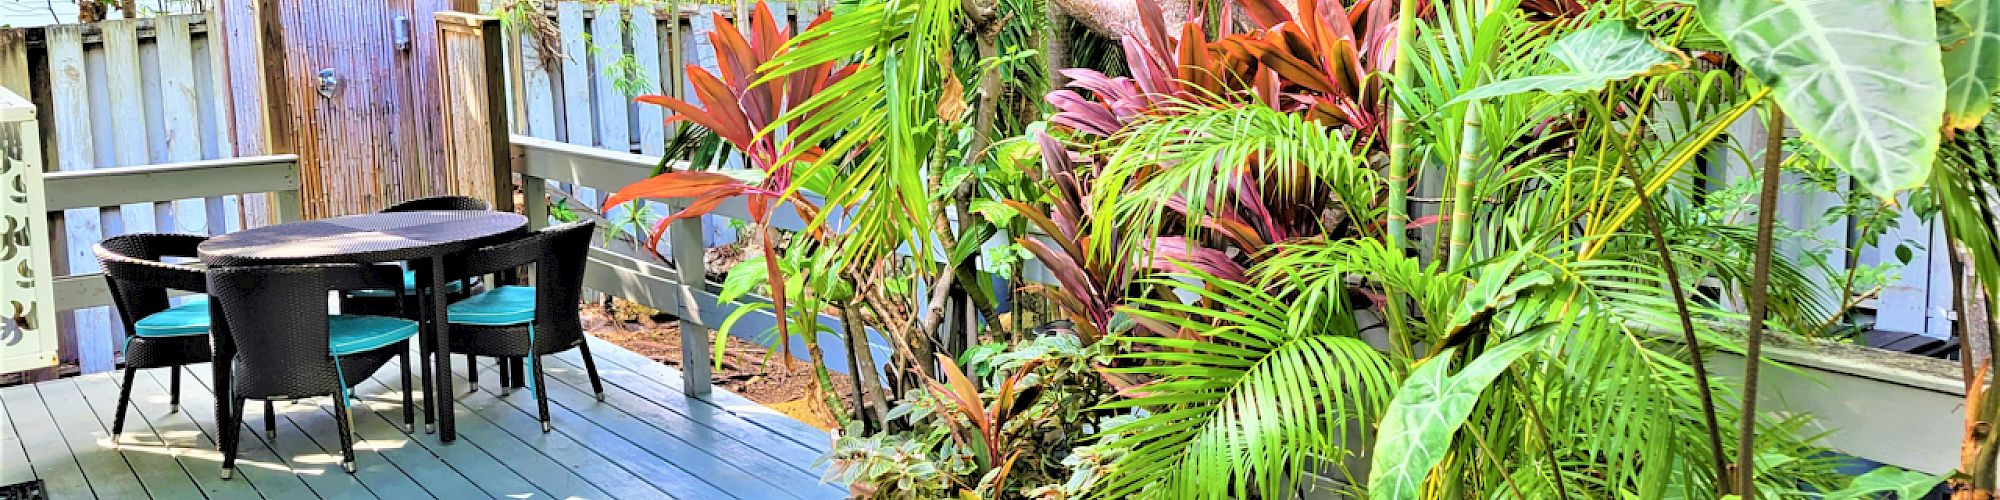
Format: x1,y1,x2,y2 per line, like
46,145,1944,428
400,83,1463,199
1735,105,1786,497
1956,227,2000,500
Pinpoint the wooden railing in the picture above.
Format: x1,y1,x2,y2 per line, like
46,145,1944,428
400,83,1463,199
44,156,302,310
513,135,872,398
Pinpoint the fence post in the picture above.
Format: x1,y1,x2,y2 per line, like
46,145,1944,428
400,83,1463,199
668,200,712,397
434,12,514,213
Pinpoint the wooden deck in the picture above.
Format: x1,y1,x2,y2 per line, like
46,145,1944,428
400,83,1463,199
0,337,847,499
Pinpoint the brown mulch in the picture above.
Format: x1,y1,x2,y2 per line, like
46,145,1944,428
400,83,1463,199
580,303,857,430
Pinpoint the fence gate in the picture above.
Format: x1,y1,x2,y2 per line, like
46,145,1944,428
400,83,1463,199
0,86,57,373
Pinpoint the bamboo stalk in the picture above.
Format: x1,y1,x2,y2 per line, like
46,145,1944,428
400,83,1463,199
1735,104,1785,497
1445,100,1481,269
1381,0,1421,355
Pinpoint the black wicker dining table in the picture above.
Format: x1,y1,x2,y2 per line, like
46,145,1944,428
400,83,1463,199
196,210,529,443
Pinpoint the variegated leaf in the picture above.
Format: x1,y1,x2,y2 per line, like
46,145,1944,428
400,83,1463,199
1699,0,1944,200
1944,0,2000,130
1366,333,1544,500
1453,21,1679,104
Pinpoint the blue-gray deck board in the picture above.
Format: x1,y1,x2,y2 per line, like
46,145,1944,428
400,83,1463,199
2,340,842,499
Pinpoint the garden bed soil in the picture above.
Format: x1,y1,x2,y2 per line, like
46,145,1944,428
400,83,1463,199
580,304,856,430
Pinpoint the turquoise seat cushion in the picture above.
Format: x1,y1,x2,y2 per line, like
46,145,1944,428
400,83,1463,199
133,298,211,338
350,269,467,298
328,315,419,356
447,286,536,326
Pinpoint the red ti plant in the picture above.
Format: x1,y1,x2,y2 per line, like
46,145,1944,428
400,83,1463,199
1046,0,1406,149
605,2,856,358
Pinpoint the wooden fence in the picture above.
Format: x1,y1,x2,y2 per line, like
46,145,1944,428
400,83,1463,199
0,15,270,375
503,2,823,245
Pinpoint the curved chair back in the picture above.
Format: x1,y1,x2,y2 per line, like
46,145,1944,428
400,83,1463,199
448,221,595,353
95,233,210,333
383,195,490,212
207,263,403,399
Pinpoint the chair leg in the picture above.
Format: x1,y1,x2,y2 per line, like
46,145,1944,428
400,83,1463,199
510,357,527,389
400,352,416,432
112,366,137,439
531,355,551,433
466,354,479,394
578,339,606,402
222,395,246,480
169,365,182,413
499,357,513,396
264,401,277,439
419,343,436,433
332,391,357,474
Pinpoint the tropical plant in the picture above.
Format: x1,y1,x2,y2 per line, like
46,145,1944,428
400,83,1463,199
823,331,1118,499
606,2,852,368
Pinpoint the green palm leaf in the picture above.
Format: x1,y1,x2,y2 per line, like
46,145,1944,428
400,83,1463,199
1095,270,1398,499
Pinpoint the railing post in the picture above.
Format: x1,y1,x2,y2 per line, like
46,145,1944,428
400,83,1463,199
518,145,548,230
275,187,304,223
667,199,712,397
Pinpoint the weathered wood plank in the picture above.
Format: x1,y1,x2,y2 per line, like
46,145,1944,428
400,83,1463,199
33,378,149,498
155,16,213,236
194,18,243,235
553,343,832,468
509,354,819,498
71,373,207,499
212,2,273,228
149,364,380,500
295,362,548,499
632,7,665,157
44,24,118,374
557,2,601,209
320,378,501,500
1927,220,1955,336
41,155,301,212
180,360,413,499
590,5,631,155
0,383,41,486
557,3,593,150
125,366,315,500
518,38,559,140
359,362,615,498
1879,202,1932,335
567,337,834,462
408,360,685,499
3,384,92,498
101,19,161,235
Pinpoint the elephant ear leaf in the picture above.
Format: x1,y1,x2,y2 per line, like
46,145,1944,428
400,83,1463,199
1452,21,1680,104
1699,0,1945,201
1820,466,1947,500
1943,0,2000,131
1366,333,1545,500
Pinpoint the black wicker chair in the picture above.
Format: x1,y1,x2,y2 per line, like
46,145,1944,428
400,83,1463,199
207,263,419,477
442,221,602,432
94,233,287,442
347,195,492,387
383,194,490,212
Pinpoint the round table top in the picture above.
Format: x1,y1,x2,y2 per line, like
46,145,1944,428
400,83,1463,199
198,210,529,265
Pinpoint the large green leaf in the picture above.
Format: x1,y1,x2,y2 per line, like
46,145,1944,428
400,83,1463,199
1365,333,1545,500
1452,21,1679,104
1820,466,1946,500
1944,0,2000,130
1699,0,1945,200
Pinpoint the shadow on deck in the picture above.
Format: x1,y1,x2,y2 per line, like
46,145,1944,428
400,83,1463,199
1,337,846,499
